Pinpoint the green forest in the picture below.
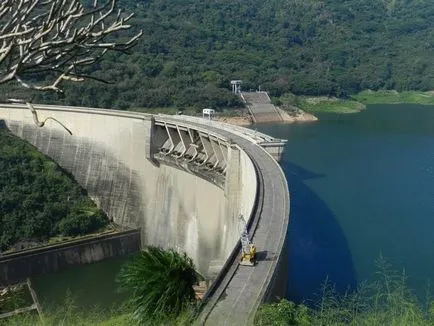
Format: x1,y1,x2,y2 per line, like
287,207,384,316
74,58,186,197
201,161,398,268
2,0,434,110
0,129,109,253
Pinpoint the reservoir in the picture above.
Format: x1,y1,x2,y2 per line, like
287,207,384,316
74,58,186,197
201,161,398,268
258,104,434,303
32,256,130,312
32,104,434,309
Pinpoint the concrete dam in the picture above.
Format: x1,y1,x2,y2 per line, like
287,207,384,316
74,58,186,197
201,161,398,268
0,104,290,325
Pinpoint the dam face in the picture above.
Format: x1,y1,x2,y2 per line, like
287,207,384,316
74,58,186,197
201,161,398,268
0,105,256,277
0,104,290,324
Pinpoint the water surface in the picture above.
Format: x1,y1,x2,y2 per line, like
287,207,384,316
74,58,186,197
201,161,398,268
32,256,130,312
258,104,434,302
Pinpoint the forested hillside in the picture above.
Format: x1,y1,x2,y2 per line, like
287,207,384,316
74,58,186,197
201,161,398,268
0,129,109,252
2,0,434,110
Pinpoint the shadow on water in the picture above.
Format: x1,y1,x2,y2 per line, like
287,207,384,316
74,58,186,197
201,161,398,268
283,160,357,304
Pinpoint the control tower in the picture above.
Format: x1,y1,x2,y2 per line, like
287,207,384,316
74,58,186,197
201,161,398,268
230,80,243,94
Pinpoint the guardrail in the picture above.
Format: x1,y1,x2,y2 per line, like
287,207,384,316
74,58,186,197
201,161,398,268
197,148,265,324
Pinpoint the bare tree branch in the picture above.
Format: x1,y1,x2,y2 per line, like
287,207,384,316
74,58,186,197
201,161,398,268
7,98,73,135
0,0,142,93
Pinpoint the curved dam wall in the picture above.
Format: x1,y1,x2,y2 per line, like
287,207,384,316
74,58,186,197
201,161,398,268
0,105,257,277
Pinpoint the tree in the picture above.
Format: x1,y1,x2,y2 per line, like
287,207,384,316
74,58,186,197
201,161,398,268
0,0,142,94
117,247,202,325
0,128,110,251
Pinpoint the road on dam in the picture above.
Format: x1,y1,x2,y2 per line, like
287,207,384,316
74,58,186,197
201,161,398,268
163,116,290,326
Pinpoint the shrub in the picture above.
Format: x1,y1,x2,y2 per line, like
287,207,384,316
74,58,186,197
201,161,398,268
117,247,202,325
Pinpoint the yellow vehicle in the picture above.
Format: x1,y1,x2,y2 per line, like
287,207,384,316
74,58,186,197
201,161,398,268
238,215,257,266
240,243,257,266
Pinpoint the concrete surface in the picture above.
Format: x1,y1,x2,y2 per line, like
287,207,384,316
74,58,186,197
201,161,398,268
241,92,284,123
0,229,141,286
0,104,289,324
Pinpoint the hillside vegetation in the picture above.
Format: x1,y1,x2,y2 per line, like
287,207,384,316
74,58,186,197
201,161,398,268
2,0,433,110
0,129,109,252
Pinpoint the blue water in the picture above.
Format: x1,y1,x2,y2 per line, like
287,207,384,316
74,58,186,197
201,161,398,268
258,104,434,303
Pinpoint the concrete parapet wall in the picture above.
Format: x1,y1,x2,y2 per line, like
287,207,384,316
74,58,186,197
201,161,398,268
0,229,141,286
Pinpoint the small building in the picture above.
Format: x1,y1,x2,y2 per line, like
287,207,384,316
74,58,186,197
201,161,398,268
203,108,215,120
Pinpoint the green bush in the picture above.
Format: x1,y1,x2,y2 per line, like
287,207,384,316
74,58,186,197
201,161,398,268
117,247,202,325
58,211,106,236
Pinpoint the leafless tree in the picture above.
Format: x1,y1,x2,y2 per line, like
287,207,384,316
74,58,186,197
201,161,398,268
0,0,142,94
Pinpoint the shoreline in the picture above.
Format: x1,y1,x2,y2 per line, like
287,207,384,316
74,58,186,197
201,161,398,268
215,108,318,126
277,90,434,115
276,107,319,123
131,90,434,127
216,115,253,126
352,90,434,106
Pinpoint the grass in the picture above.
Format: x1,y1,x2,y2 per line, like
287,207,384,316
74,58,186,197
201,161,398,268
276,90,434,115
1,287,129,325
2,308,134,326
255,256,434,326
2,309,196,326
299,97,365,114
1,299,195,326
353,90,434,105
277,93,365,114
